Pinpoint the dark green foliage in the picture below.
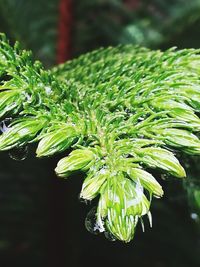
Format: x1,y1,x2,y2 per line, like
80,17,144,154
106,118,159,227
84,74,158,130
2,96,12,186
73,0,200,55
1,0,200,62
0,0,58,65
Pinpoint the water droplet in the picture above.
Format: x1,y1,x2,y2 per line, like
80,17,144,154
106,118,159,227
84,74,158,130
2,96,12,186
138,117,144,122
190,212,199,221
24,92,31,102
0,118,12,133
140,217,145,232
139,134,144,138
45,86,52,95
161,173,169,180
79,196,91,205
99,168,107,174
85,207,102,235
104,231,116,242
147,211,152,228
8,146,28,161
85,207,98,234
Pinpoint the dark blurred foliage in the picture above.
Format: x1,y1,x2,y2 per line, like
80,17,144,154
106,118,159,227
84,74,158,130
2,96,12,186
73,0,200,56
0,1,200,267
0,0,58,66
0,148,48,266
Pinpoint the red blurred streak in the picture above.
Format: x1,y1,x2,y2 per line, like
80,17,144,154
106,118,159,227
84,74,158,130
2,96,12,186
124,0,140,9
57,0,72,63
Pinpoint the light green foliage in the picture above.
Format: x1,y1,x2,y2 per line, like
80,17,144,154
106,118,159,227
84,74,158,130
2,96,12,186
0,117,48,150
128,168,163,197
36,125,79,157
1,34,200,242
55,148,96,178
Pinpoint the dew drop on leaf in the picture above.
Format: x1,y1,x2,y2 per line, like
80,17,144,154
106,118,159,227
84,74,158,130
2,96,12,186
9,146,28,161
138,117,144,122
0,118,12,133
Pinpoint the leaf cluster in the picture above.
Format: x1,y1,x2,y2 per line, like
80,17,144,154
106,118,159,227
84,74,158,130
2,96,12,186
1,34,200,242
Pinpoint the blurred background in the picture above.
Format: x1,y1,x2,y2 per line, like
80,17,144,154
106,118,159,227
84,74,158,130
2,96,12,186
0,0,200,266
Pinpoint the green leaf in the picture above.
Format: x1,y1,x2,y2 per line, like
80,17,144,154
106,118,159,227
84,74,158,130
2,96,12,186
157,128,200,154
135,147,186,177
0,90,22,117
169,108,200,124
0,117,48,150
80,169,108,200
55,149,96,178
151,97,193,111
128,168,163,197
97,174,150,242
36,125,79,157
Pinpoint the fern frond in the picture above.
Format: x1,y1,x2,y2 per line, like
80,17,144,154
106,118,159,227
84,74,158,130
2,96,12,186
1,34,200,242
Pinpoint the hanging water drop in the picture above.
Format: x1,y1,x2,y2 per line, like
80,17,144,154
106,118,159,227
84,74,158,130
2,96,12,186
140,217,145,232
147,211,152,228
104,231,116,242
79,196,91,205
8,146,28,161
85,206,102,235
